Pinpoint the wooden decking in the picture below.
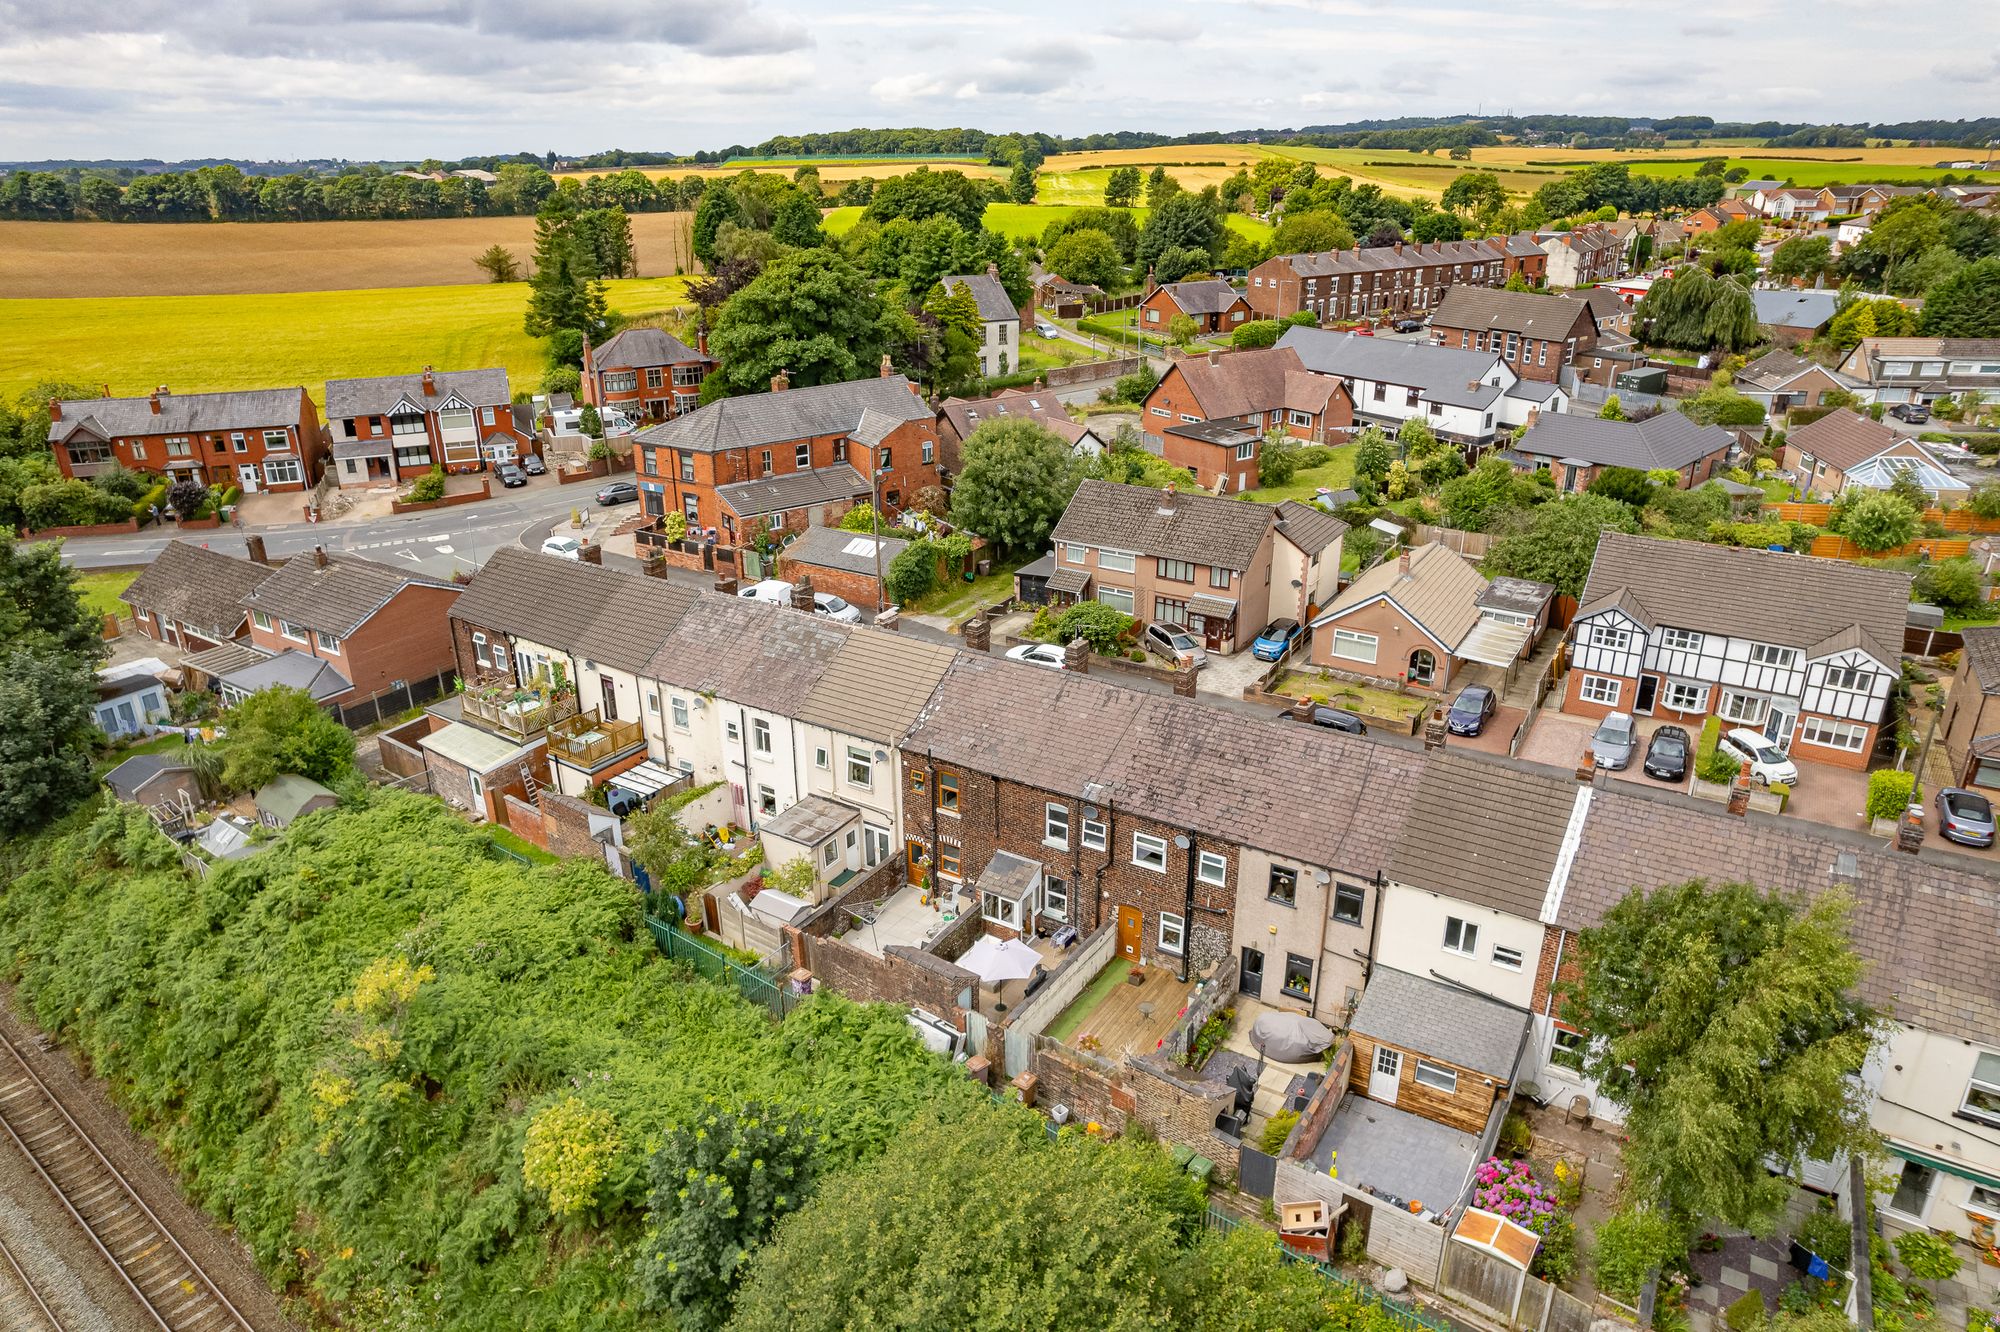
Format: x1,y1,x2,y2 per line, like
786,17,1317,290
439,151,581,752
1057,964,1196,1060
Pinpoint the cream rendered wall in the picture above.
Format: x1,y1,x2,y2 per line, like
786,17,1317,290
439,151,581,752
1870,1024,2000,1242
1229,846,1374,1027
1373,883,1542,1009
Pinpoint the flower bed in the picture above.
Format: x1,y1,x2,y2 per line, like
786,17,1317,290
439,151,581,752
1472,1156,1560,1236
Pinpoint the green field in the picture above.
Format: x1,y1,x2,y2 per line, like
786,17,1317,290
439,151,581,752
821,202,1271,244
1612,156,1972,187
0,278,694,405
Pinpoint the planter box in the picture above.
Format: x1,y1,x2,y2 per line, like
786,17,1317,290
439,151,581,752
179,514,221,530
1690,777,1784,814
392,480,492,515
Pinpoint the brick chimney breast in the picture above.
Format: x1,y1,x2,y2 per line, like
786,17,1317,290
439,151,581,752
148,390,162,415
48,397,60,421
312,545,328,569
789,576,816,612
880,353,894,379
422,367,437,396
1157,483,1178,517
1208,349,1221,367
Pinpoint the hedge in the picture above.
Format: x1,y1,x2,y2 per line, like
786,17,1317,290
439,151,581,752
131,482,167,522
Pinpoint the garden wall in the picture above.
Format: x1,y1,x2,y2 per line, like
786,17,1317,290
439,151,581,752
1040,355,1145,388
391,480,491,514
21,517,141,540
1027,1036,1242,1181
1001,926,1115,1077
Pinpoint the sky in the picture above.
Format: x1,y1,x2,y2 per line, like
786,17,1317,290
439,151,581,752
0,0,1995,162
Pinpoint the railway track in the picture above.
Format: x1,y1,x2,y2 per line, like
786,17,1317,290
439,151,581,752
0,1234,63,1331
0,1027,254,1332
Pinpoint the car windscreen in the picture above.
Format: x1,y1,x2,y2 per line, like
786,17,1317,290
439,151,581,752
1950,792,1993,817
820,596,850,612
1652,736,1687,755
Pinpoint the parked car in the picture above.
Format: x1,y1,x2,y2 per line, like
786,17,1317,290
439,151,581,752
495,461,527,488
1444,684,1496,736
1590,711,1638,770
811,592,863,624
1289,704,1366,735
520,453,546,476
1005,642,1067,671
1391,317,1425,334
1935,787,1995,848
1034,321,1061,339
1889,402,1931,424
1142,622,1207,667
1250,619,1303,662
1642,724,1691,782
1716,727,1799,786
595,480,638,506
539,535,583,561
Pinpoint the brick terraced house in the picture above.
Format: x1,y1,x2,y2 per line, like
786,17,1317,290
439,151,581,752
1138,279,1253,336
582,327,714,421
1428,288,1604,386
1537,224,1625,288
48,386,324,494
1246,238,1523,323
324,366,529,485
1143,346,1353,493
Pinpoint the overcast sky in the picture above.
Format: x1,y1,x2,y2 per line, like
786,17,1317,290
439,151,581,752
0,0,1995,162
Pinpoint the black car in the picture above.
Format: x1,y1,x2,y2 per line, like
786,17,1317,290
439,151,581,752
1890,402,1931,424
1391,318,1425,334
495,461,527,488
595,480,639,506
520,453,547,476
1289,704,1366,735
1445,684,1496,736
1642,724,1691,782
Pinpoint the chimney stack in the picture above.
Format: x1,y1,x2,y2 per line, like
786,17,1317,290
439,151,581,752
422,367,437,396
986,261,1000,281
1397,546,1411,575
1896,806,1925,854
880,353,894,379
47,398,60,421
1157,483,1178,517
244,534,268,565
961,613,991,653
312,545,328,569
1208,348,1221,367
771,369,790,392
1393,241,1403,254
148,390,162,415
789,575,816,613
1424,707,1448,752
1063,637,1090,674
1726,762,1752,817
694,322,707,356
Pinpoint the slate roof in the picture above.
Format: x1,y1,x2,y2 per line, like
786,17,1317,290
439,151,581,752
591,327,707,369
634,377,931,456
1274,237,1511,280
1348,965,1531,1080
936,272,1019,324
449,547,697,676
1051,478,1275,572
323,368,510,420
1312,543,1487,651
644,593,852,715
219,649,351,701
104,753,195,802
1577,531,1910,665
1515,412,1733,474
1786,409,1905,473
1962,625,2000,694
794,628,956,744
1278,327,1508,410
121,542,273,641
937,386,1074,441
716,465,870,520
780,525,910,578
1750,289,1839,332
1388,754,1579,919
1736,349,1864,394
48,387,305,444
241,550,456,638
1156,279,1246,317
1479,576,1555,616
1430,287,1596,340
1168,346,1343,420
1272,500,1348,557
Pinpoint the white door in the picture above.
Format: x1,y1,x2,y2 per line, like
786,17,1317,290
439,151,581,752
238,463,259,494
486,439,516,462
863,825,891,868
1368,1047,1402,1104
1764,707,1795,748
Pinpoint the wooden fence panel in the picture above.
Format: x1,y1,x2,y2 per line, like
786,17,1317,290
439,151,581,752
1412,524,1494,558
1545,1286,1602,1332
1810,535,1971,561
1516,1275,1551,1331
1441,1241,1521,1322
1768,501,2000,535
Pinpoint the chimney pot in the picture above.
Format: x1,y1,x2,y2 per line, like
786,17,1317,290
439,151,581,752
244,534,268,565
48,397,60,421
1208,349,1221,367
1896,806,1925,854
1397,547,1411,575
771,369,790,393
880,353,894,379
1726,763,1752,817
1157,484,1178,517
986,261,1000,281
148,391,162,415
312,545,328,569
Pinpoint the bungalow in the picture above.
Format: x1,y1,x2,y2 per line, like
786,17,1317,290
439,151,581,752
120,540,274,650
47,386,325,494
582,327,714,422
775,524,908,612
1138,279,1253,336
1734,349,1871,415
1142,346,1354,494
1784,409,1970,501
1837,337,2000,408
324,366,529,484
1277,326,1566,447
1512,412,1734,492
936,268,1023,379
1749,289,1840,347
936,386,1105,471
1306,543,1515,694
1942,626,2000,790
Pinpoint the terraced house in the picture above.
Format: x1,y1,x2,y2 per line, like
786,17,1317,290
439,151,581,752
1245,238,1530,323
1428,287,1605,387
48,385,324,494
324,366,528,485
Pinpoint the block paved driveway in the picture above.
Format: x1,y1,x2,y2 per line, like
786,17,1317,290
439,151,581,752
1513,709,1690,793
1198,649,1281,703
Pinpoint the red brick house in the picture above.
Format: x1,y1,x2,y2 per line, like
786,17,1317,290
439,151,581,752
1681,199,1756,237
1138,279,1253,336
1428,288,1602,386
47,386,325,494
583,327,714,422
632,368,941,540
120,540,274,650
1245,237,1521,322
324,367,530,485
1143,347,1353,494
1538,224,1624,288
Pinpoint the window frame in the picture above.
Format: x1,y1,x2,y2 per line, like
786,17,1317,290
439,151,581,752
314,630,341,654
671,697,690,730
936,771,960,814
1659,627,1701,651
1549,1027,1587,1073
845,747,873,788
1443,916,1479,957
1332,882,1364,925
280,619,309,643
1196,849,1228,886
1157,911,1185,956
1579,675,1620,706
1098,549,1136,574
1157,558,1195,583
1798,716,1867,753
1044,802,1070,848
1492,944,1525,970
251,610,273,631
1413,1060,1459,1095
1663,680,1709,712
751,717,772,754
1329,629,1378,663
1132,832,1168,872
1587,623,1632,651
1960,1051,2000,1127
1267,864,1298,906
1042,875,1069,922
1081,818,1107,852
1281,953,1314,1000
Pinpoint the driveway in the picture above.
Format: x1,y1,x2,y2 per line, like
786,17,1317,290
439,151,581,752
1441,704,1528,757
1513,709,1691,792
1198,649,1278,702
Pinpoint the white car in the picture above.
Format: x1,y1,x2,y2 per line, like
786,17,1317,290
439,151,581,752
1717,727,1799,786
811,592,863,624
1005,642,1067,671
539,535,583,560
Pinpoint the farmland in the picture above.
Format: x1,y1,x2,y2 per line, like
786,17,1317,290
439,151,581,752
561,157,1005,185
0,277,694,404
821,201,1272,244
0,213,697,299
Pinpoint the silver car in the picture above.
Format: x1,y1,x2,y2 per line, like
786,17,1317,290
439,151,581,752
1590,711,1637,770
1142,622,1207,668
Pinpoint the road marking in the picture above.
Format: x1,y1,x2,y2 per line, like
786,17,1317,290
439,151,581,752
434,544,454,554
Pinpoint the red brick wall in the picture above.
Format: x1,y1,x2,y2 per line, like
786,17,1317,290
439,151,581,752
250,582,461,704
644,413,942,535
778,557,880,609
54,388,323,491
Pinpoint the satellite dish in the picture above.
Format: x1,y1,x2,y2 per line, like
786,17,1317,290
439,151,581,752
1313,869,1331,884
1171,835,1191,849
1082,804,1099,819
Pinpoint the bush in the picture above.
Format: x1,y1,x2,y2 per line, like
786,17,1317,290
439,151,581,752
523,1095,622,1221
1795,1205,1851,1269
1839,490,1920,552
1054,600,1134,654
1725,1290,1769,1331
1593,1206,1684,1302
1281,311,1318,327
1111,362,1159,404
1232,320,1282,349
131,482,168,522
1257,1109,1299,1155
883,538,939,605
1866,769,1916,821
406,467,447,503
1912,558,1985,614
1497,1110,1532,1157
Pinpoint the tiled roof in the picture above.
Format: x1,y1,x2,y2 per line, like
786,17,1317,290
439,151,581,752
1051,478,1274,572
937,273,1019,324
645,593,852,716
1276,237,1510,280
1389,754,1580,919
592,327,707,369
1157,279,1245,316
1430,288,1596,340
323,368,510,419
1272,500,1348,557
1277,327,1507,410
716,465,870,520
1577,531,1909,666
1750,289,1838,332
219,649,351,701
779,525,909,578
449,547,697,676
241,550,456,638
794,628,956,744
634,377,931,456
1168,346,1341,420
1349,966,1531,1079
1736,349,1863,393
121,541,273,641
937,386,1074,441
1786,409,1903,473
1516,412,1733,474
1312,543,1487,650
48,387,305,444
1961,625,2000,694
104,753,194,801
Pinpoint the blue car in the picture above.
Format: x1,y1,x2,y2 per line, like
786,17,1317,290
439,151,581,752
1445,684,1497,736
1251,618,1303,662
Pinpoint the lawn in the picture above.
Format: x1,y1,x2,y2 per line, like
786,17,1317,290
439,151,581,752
1237,445,1359,504
0,277,693,406
904,563,1020,626
1044,958,1132,1044
1015,332,1099,373
487,825,558,865
76,568,136,619
1272,670,1430,721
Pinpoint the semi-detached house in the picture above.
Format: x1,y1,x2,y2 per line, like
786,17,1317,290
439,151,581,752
47,386,324,494
1429,287,1603,387
1837,337,2000,409
1783,409,1969,502
1143,346,1354,493
120,541,274,651
324,366,527,485
1277,326,1566,448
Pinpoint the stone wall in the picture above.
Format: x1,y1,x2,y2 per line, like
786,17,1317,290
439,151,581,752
1042,356,1144,388
1028,1037,1241,1180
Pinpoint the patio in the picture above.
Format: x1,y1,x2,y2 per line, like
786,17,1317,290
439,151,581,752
1050,961,1196,1060
841,882,970,958
1311,1093,1481,1221
981,933,1068,1013
1216,996,1337,1134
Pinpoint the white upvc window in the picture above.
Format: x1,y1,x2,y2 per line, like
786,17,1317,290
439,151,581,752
1063,543,1087,564
982,890,1026,930
1329,629,1378,663
1443,916,1479,957
1081,818,1107,851
1044,802,1069,847
1157,911,1185,956
1042,875,1069,922
1414,1060,1459,1094
1663,681,1708,712
1718,691,1767,725
1822,664,1875,693
1196,850,1228,886
1579,675,1620,706
314,631,340,654
1659,627,1701,651
671,697,689,730
1288,410,1312,427
1587,623,1632,651
1099,549,1136,574
1798,716,1867,753
1132,832,1167,872
1492,944,1524,970
1234,439,1256,461
752,718,772,754
280,620,308,643
1962,1052,2000,1127
1749,642,1799,670
252,610,272,631
263,457,302,487
1098,587,1135,616
846,747,873,788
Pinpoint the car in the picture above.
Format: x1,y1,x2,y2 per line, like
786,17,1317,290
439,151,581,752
1444,684,1496,737
1642,724,1692,782
737,579,795,608
812,592,863,624
1590,711,1638,770
595,480,639,506
1716,727,1799,787
1289,704,1366,734
1141,622,1207,667
539,535,583,560
1935,787,1995,848
1890,402,1931,424
1250,619,1303,662
495,461,527,488
520,453,546,476
1391,318,1425,334
1005,642,1067,671
1034,321,1060,339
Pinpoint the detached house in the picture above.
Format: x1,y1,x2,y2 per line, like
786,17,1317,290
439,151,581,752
1563,531,1909,769
1307,543,1524,693
1138,279,1253,336
582,328,713,422
1838,338,2000,409
1784,409,1969,502
48,386,324,494
1143,346,1353,493
1429,288,1603,386
1734,349,1871,415
324,366,528,485
1278,326,1565,447
936,268,1022,379
120,541,273,650
1513,412,1734,491
936,386,1105,470
1943,626,2000,792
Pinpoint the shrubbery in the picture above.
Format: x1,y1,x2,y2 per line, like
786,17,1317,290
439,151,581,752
406,467,447,503
1054,600,1134,654
1865,769,1915,821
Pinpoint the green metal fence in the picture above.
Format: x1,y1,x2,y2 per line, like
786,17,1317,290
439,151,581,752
644,917,796,1019
1202,1207,1458,1332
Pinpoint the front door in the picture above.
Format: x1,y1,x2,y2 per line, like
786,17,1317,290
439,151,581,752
1764,707,1795,748
238,463,259,494
1116,905,1143,962
1634,674,1658,715
600,676,617,721
1368,1047,1402,1105
1239,947,1265,997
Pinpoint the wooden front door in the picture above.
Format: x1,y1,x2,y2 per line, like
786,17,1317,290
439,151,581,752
1116,905,1143,962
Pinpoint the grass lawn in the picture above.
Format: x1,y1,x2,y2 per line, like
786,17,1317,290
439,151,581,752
1273,670,1430,721
76,569,136,620
1045,958,1132,1044
487,825,558,865
1015,332,1099,373
1237,445,1359,504
905,564,1019,626
0,277,692,406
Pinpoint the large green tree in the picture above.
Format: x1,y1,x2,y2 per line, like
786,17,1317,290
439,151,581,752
1483,492,1638,597
1137,191,1225,269
706,249,895,397
948,418,1084,555
1045,227,1123,288
1559,881,1880,1236
523,199,608,341
0,534,112,834
1839,489,1920,553
1270,209,1355,257
1919,256,2000,337
1633,266,1759,352
1769,235,1832,284
1103,165,1143,208
861,167,989,232
218,686,356,791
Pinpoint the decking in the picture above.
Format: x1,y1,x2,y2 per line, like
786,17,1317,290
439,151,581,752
1051,963,1196,1059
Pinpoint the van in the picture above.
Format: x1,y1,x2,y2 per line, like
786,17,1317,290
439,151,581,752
738,579,795,607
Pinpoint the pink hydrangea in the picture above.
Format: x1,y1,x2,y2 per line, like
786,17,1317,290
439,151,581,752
1470,1156,1564,1238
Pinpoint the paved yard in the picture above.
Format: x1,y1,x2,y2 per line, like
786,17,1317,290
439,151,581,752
1513,710,1690,794
1198,648,1278,701
1441,704,1527,757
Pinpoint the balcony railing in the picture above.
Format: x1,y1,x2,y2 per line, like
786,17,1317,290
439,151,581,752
547,710,646,768
460,687,578,739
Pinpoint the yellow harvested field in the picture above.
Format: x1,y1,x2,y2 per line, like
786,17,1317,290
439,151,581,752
0,277,694,406
0,214,697,299
1469,143,1970,169
1042,145,1273,170
560,160,1005,185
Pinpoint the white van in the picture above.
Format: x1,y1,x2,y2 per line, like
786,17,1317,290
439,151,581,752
738,579,795,607
738,579,865,624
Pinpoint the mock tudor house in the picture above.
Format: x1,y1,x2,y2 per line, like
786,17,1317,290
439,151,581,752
1307,543,1515,694
1512,412,1735,492
1245,238,1521,323
936,268,1022,379
1138,279,1253,336
120,540,274,650
1943,626,2000,791
582,327,714,421
1143,346,1353,493
1429,288,1603,386
632,367,940,538
1837,337,2000,409
1537,224,1624,289
48,386,324,494
1783,409,1969,502
324,366,528,485
1734,348,1871,415
1563,531,1909,769
1277,326,1566,448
